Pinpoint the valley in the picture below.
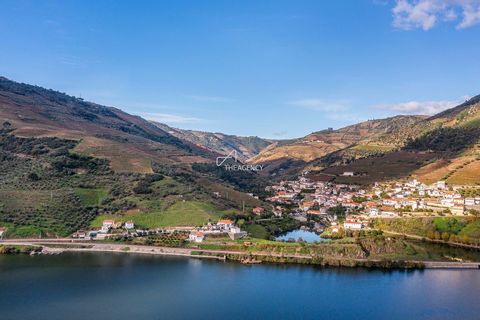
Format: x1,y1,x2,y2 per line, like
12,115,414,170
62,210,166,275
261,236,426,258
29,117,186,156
1,76,480,262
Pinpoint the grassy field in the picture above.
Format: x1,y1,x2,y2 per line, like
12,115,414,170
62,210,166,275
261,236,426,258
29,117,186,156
0,190,52,210
74,187,108,207
372,217,480,242
91,200,225,228
412,156,480,185
242,224,270,239
447,159,480,185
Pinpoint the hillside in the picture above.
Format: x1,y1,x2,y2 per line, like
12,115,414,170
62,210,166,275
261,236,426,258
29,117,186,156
248,115,425,176
306,96,480,185
0,77,267,237
250,115,425,163
0,77,218,173
152,122,274,161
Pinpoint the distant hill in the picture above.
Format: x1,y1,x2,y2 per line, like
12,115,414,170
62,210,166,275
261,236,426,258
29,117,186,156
248,115,426,176
151,122,274,161
250,115,425,163
305,96,480,185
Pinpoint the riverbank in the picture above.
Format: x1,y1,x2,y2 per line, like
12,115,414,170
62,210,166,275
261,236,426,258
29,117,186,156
2,239,480,269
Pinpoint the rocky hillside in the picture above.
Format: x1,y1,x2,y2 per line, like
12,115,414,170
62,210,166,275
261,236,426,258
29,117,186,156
152,122,274,161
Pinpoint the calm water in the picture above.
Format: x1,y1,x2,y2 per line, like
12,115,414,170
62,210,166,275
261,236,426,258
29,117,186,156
1,253,480,320
276,229,325,242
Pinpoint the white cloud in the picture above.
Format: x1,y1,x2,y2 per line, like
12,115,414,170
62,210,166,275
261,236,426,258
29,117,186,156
375,99,460,115
288,98,365,124
137,112,202,124
392,0,480,30
458,1,480,27
288,98,349,112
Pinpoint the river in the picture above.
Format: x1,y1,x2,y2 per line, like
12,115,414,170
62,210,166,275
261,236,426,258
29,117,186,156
1,253,479,320
275,229,326,242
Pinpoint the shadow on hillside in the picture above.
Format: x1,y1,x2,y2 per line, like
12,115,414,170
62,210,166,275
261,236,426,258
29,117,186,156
404,126,480,154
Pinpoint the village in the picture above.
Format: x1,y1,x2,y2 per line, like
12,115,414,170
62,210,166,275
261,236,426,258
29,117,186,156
265,175,480,233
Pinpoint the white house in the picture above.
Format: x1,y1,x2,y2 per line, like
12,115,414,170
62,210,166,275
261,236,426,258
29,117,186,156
0,227,6,239
369,207,380,216
465,198,475,206
100,219,114,233
189,231,205,243
343,219,363,230
102,219,114,228
124,220,135,230
441,198,455,207
436,180,447,189
217,219,233,230
383,199,398,206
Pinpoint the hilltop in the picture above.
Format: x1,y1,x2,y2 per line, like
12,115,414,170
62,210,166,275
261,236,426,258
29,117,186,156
304,96,480,185
152,122,274,161
248,115,426,176
0,77,219,173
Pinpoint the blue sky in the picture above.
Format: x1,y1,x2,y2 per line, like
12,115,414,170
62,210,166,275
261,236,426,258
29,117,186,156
1,0,480,138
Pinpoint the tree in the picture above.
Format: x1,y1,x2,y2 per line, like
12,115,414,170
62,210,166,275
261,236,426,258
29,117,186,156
27,172,40,181
426,230,435,239
462,235,471,244
327,205,346,218
441,232,450,241
352,196,367,203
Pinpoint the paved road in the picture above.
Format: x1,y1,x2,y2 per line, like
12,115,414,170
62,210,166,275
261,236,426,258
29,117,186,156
2,239,480,269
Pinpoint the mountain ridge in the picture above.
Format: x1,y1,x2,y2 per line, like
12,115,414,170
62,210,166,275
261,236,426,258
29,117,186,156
151,121,275,161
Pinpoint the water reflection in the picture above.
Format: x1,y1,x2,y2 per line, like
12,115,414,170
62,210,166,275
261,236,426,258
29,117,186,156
275,229,326,243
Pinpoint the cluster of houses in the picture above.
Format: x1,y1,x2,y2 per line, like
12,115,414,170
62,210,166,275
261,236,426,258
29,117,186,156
266,177,364,216
265,176,480,235
72,219,136,240
188,219,247,243
69,216,248,243
371,179,479,216
266,176,480,219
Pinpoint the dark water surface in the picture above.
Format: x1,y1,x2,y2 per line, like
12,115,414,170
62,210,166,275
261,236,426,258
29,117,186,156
1,252,479,320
